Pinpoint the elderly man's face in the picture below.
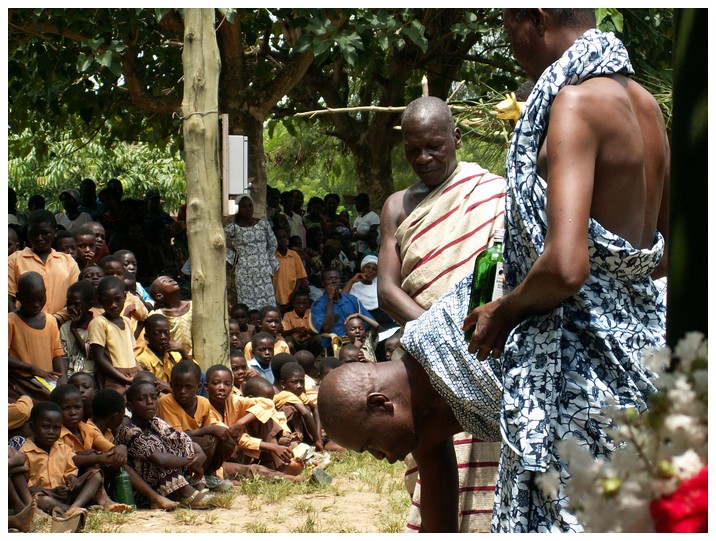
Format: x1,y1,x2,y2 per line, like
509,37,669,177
402,116,460,187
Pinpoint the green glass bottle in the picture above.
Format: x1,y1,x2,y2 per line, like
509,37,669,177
114,467,136,508
464,228,505,342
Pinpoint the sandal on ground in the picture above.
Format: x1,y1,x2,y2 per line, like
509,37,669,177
310,467,333,485
180,488,211,509
50,507,87,533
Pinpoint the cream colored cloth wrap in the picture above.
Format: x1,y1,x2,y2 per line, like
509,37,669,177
396,161,506,311
397,161,505,533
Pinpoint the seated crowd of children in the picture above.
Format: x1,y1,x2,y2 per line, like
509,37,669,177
7,183,404,531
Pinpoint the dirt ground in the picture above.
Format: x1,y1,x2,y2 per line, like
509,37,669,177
85,459,410,534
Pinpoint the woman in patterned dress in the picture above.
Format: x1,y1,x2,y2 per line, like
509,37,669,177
224,196,279,311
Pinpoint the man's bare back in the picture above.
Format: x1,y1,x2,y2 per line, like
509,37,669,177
538,74,669,254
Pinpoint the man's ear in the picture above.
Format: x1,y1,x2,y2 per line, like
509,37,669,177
366,392,394,414
453,127,462,150
532,8,547,36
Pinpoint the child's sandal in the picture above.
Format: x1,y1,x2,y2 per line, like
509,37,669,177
50,507,87,533
180,488,211,509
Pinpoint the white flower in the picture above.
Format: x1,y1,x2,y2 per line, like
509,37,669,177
535,468,561,499
671,449,704,482
666,375,697,412
643,345,671,374
691,369,708,395
563,332,708,533
674,331,707,371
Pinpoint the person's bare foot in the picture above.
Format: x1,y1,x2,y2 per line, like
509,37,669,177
104,503,134,513
65,506,88,517
8,497,37,532
149,494,179,511
283,473,309,484
282,458,304,476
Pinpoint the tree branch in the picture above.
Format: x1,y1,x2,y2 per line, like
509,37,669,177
121,41,182,115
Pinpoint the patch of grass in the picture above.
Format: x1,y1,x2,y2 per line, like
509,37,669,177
293,500,315,515
236,471,334,505
330,451,407,494
84,509,134,533
291,510,319,533
173,509,201,526
244,520,278,533
377,491,411,533
206,490,236,509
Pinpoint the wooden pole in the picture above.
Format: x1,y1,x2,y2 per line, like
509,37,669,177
181,9,229,370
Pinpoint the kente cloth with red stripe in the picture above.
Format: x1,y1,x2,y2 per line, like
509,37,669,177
395,161,505,310
404,435,501,533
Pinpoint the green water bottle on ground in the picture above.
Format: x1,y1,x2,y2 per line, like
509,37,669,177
114,467,136,507
464,228,505,342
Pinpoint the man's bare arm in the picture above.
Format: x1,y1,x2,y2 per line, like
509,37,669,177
465,89,595,360
377,192,426,326
413,437,459,532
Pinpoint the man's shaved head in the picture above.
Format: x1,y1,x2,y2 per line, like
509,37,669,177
317,362,375,440
400,96,461,187
401,96,455,136
318,361,420,464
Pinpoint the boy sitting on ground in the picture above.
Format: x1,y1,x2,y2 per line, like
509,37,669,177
72,225,97,272
68,371,97,422
115,380,211,509
88,276,142,394
338,343,362,364
229,303,255,347
240,376,305,477
228,319,245,353
247,332,277,384
149,275,194,357
98,255,148,341
60,282,96,377
91,387,179,510
295,349,319,406
205,365,304,483
229,348,252,396
282,293,323,359
137,313,192,395
274,362,324,452
344,313,380,363
317,356,342,380
157,359,235,492
50,385,129,491
244,305,291,360
20,401,118,518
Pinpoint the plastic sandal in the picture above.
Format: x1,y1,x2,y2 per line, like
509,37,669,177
50,507,87,533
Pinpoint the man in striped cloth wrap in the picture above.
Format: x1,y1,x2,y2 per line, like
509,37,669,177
378,95,506,532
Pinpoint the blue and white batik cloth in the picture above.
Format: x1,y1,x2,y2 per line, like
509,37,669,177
492,29,666,532
402,273,502,443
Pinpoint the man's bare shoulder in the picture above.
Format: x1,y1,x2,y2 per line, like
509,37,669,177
555,75,661,125
380,182,428,227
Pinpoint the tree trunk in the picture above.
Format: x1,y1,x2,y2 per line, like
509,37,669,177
182,9,229,370
352,128,399,209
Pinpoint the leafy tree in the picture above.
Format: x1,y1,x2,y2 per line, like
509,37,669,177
8,8,350,215
9,8,673,217
8,127,185,214
279,8,515,209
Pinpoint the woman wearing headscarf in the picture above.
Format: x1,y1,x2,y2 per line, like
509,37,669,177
342,255,397,330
